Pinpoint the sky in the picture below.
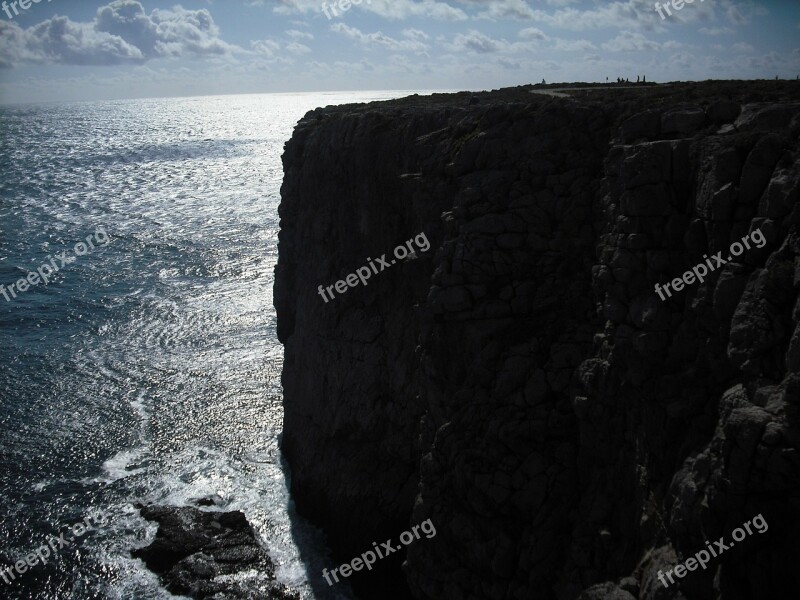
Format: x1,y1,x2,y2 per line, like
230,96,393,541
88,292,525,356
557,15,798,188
0,0,798,104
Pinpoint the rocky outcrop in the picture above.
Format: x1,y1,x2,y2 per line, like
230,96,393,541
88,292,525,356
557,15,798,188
132,505,298,599
275,82,800,599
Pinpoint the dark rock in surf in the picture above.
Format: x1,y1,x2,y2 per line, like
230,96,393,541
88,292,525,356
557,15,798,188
132,505,298,600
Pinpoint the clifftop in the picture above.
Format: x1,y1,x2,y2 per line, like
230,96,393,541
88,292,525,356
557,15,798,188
275,81,800,600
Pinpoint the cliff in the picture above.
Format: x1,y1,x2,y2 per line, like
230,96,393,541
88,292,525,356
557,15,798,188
275,82,800,600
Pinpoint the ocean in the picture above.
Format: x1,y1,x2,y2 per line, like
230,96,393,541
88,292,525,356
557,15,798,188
0,91,415,600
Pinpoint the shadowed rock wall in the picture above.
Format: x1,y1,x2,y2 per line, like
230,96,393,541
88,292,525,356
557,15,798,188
275,84,800,600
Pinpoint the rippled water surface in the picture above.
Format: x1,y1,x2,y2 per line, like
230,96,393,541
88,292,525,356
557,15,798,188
0,91,414,599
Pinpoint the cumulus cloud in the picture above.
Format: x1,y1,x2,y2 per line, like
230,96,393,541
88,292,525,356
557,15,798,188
251,39,281,57
330,23,429,52
517,27,594,52
275,0,468,21
522,0,720,31
553,38,597,51
0,0,238,68
285,29,314,40
601,30,661,52
402,28,430,41
733,41,755,52
457,0,538,21
726,4,748,25
518,27,548,41
285,41,312,55
449,30,509,53
669,51,694,70
268,0,764,33
744,50,782,70
699,26,735,35
0,16,145,67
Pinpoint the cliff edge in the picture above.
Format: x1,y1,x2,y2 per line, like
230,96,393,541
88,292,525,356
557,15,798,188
275,82,800,599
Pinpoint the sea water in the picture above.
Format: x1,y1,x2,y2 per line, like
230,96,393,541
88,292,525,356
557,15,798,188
0,90,416,599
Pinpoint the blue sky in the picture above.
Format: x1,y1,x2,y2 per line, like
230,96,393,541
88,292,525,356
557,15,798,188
0,0,798,103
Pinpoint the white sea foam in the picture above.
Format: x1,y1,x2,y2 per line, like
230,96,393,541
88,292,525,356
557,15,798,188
100,447,150,482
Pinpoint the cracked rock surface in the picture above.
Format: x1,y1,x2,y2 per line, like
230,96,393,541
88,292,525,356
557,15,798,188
275,82,800,600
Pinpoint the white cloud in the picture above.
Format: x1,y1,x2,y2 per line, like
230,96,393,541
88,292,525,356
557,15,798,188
0,0,238,68
524,0,718,31
553,38,597,52
449,30,508,53
601,30,661,52
402,28,430,41
458,0,538,21
699,26,735,35
0,16,145,67
726,4,748,25
669,51,694,69
286,41,312,54
330,23,429,52
251,39,281,57
285,29,314,40
518,27,548,40
745,50,782,70
274,0,468,21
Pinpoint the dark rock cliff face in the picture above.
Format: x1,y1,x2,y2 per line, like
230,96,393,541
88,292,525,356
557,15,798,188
275,83,800,600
